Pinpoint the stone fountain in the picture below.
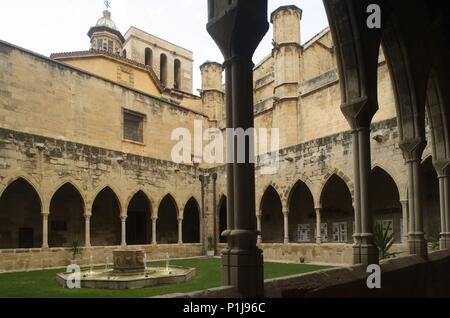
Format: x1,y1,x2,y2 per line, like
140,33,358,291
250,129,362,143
56,249,195,290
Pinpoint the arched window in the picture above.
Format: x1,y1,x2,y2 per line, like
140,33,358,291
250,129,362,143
160,53,167,87
122,49,127,58
144,48,153,67
174,59,181,90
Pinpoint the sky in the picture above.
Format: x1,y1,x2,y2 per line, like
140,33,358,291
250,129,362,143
0,0,328,93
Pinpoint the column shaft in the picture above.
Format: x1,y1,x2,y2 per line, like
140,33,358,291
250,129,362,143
283,211,289,244
407,159,427,258
439,173,450,249
400,200,409,244
120,216,127,247
84,215,91,248
256,215,262,244
151,217,157,245
178,219,183,244
315,208,322,244
42,213,49,249
352,131,362,264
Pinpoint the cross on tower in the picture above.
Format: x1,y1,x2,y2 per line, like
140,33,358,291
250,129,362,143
104,0,111,9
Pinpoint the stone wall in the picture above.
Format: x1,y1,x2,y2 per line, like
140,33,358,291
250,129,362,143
170,250,450,298
0,244,202,273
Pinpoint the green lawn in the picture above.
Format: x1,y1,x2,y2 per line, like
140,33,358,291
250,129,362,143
0,258,330,298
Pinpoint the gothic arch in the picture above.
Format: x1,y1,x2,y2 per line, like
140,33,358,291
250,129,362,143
257,181,285,214
90,185,123,215
182,197,200,243
318,168,354,201
125,188,155,214
49,180,86,210
0,177,44,248
286,176,317,209
259,185,283,243
0,174,43,209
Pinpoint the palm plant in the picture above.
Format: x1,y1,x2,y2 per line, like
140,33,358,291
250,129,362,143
70,240,81,261
373,222,395,260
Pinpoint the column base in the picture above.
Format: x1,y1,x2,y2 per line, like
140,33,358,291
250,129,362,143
284,238,289,244
439,234,450,250
222,248,264,298
360,244,379,265
408,235,428,259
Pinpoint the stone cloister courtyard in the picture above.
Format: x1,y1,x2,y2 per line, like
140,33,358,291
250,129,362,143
1,0,450,299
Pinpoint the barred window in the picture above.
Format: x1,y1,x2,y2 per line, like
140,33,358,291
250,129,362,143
123,110,145,143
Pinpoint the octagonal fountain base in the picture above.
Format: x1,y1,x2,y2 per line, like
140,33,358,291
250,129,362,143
56,249,196,290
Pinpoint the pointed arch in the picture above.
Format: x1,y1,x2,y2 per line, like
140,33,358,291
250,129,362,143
287,180,315,243
174,58,181,90
91,187,121,246
49,182,85,247
320,174,353,243
183,197,200,243
260,185,283,243
156,194,178,244
0,177,43,248
126,190,152,245
371,166,402,242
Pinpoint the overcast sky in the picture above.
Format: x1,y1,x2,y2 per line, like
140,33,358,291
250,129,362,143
0,0,328,93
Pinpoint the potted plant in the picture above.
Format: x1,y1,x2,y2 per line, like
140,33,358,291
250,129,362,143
206,235,215,257
69,240,82,265
299,256,306,264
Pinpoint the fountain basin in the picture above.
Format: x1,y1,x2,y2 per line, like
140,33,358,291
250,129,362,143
56,265,196,290
56,249,195,290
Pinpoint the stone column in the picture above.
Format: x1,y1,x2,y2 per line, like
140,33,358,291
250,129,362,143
42,212,49,249
405,156,428,259
400,199,409,244
315,207,322,244
207,0,268,297
151,216,157,245
84,214,91,248
120,215,127,247
283,210,289,244
350,127,378,265
256,214,262,244
358,127,378,265
178,218,183,244
438,168,450,249
351,131,362,263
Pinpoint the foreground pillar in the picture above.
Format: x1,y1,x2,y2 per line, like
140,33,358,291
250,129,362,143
207,0,269,297
42,212,49,249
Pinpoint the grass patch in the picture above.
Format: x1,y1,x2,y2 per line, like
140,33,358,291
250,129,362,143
0,258,330,298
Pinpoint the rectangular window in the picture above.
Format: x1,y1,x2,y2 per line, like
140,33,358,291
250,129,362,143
97,39,103,50
123,109,145,143
108,40,114,52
